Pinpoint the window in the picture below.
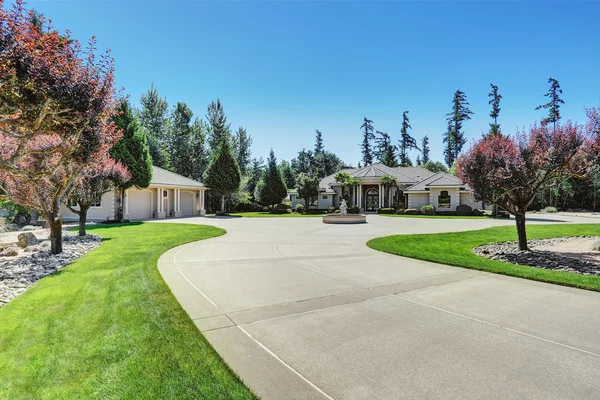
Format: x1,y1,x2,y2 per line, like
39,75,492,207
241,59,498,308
163,190,168,198
438,190,451,209
322,196,328,200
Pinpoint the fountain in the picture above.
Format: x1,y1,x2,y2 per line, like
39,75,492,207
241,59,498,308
322,199,367,224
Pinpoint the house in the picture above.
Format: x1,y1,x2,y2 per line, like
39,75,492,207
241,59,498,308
60,166,207,222
289,163,482,212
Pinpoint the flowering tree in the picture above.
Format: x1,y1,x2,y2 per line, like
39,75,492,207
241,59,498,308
0,1,120,253
458,121,598,250
67,159,130,236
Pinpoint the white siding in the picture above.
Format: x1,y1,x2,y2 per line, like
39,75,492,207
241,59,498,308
180,191,196,216
290,193,333,210
408,193,429,209
126,188,153,220
59,191,116,222
460,192,482,209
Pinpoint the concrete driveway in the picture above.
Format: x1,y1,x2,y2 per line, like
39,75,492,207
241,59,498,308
157,214,600,400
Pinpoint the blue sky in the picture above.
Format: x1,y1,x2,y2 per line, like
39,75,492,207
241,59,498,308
28,1,600,166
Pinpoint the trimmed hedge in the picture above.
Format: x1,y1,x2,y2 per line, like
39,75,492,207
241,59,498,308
404,208,418,215
421,205,435,215
378,207,395,214
456,204,472,216
348,205,360,214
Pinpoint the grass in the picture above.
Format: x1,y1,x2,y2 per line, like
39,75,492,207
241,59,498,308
0,222,256,400
379,213,488,219
367,223,600,291
226,211,324,218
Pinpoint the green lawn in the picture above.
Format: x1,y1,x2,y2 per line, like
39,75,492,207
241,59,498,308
367,224,600,291
226,211,324,218
379,213,488,219
0,222,256,400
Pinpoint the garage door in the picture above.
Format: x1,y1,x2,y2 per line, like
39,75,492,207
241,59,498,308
127,189,153,220
181,191,196,216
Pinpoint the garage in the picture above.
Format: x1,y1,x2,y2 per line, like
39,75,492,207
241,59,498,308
180,191,196,216
126,189,153,220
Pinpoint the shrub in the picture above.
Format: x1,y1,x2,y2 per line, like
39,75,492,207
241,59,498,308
377,207,395,214
347,205,360,214
294,203,305,213
334,209,341,214
395,209,405,215
471,209,484,216
456,204,473,216
404,208,418,215
421,205,435,215
271,203,291,214
544,206,558,213
328,206,337,214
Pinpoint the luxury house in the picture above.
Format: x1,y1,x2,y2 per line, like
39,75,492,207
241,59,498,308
289,163,483,212
60,166,207,222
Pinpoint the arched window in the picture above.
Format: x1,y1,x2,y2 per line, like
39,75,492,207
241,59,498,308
438,190,451,209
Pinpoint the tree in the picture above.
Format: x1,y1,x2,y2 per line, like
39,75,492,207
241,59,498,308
314,129,324,154
110,100,153,220
296,173,320,211
380,175,398,207
375,131,398,167
488,83,502,136
422,161,448,173
360,117,375,166
416,155,422,166
246,157,265,202
536,77,565,129
399,111,419,167
279,160,296,189
139,83,170,169
458,121,597,250
444,90,473,167
207,99,232,152
68,160,130,236
420,136,430,164
313,151,345,178
334,172,352,200
169,102,195,178
291,149,314,175
189,118,210,182
0,2,120,254
203,138,241,214
257,150,288,208
233,126,252,175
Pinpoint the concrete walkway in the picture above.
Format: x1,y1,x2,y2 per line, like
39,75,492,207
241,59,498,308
157,214,600,400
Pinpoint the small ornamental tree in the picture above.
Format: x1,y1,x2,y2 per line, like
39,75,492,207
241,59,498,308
257,149,288,209
0,2,120,254
380,175,398,207
203,137,241,214
458,121,598,250
296,173,320,211
68,159,130,236
334,171,351,200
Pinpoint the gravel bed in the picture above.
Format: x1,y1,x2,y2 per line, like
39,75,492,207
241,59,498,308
473,236,600,276
0,231,102,307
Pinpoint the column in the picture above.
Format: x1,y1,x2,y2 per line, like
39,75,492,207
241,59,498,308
124,189,129,215
358,185,362,210
378,184,382,208
157,188,161,213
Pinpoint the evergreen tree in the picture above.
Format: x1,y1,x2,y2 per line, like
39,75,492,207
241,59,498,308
314,129,324,154
360,117,375,166
420,135,430,164
233,126,252,175
203,137,241,214
398,111,418,167
536,77,565,128
279,160,296,189
206,98,232,151
314,151,345,178
257,149,288,208
190,117,209,182
291,149,314,175
416,155,422,166
488,83,502,136
169,102,195,178
296,173,320,211
444,89,473,167
247,157,265,202
139,83,170,169
375,130,398,167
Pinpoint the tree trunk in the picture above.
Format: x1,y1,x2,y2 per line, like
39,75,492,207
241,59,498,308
49,217,63,254
515,213,528,251
78,207,88,236
220,195,225,214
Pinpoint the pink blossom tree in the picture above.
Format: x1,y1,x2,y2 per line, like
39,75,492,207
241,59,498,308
458,121,598,251
0,1,120,253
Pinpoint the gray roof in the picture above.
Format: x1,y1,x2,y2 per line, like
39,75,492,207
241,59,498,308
404,172,464,192
322,164,436,187
151,166,206,189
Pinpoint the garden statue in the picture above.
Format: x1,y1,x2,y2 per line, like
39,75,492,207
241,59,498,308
340,199,348,216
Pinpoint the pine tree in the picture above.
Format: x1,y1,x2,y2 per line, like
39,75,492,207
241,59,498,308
203,137,241,214
360,117,375,166
398,111,418,167
444,90,473,167
420,135,430,164
291,149,314,175
169,102,195,178
416,155,422,166
279,160,296,189
488,83,502,136
190,117,209,182
207,98,232,151
233,126,252,175
536,77,565,128
375,130,398,167
247,157,265,202
138,83,170,169
257,149,288,208
314,129,324,154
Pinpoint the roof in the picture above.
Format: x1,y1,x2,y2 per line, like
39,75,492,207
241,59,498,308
150,166,206,189
404,172,465,192
321,164,436,188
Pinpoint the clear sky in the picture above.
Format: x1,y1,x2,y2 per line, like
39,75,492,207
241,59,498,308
27,1,600,166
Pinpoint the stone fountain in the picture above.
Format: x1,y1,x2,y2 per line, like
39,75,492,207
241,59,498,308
322,199,367,224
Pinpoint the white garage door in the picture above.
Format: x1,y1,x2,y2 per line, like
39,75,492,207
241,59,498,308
127,189,153,220
181,191,196,216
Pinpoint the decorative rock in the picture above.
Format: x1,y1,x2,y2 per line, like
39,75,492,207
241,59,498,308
21,225,38,231
17,232,38,248
0,244,19,257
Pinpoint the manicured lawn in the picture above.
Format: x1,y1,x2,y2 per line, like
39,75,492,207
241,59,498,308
379,213,488,219
368,224,600,291
227,211,324,218
0,222,256,400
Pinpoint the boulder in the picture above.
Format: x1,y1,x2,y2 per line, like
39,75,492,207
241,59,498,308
0,244,19,257
17,232,38,248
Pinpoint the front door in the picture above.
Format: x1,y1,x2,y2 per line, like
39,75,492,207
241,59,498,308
366,189,379,212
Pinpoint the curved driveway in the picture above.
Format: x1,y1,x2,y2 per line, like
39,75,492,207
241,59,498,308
157,214,600,400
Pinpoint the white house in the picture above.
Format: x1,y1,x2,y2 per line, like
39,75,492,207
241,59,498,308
60,166,207,222
289,163,483,212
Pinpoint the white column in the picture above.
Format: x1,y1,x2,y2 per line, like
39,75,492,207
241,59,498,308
358,185,362,210
177,189,181,212
378,184,382,208
124,189,129,215
157,188,161,213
